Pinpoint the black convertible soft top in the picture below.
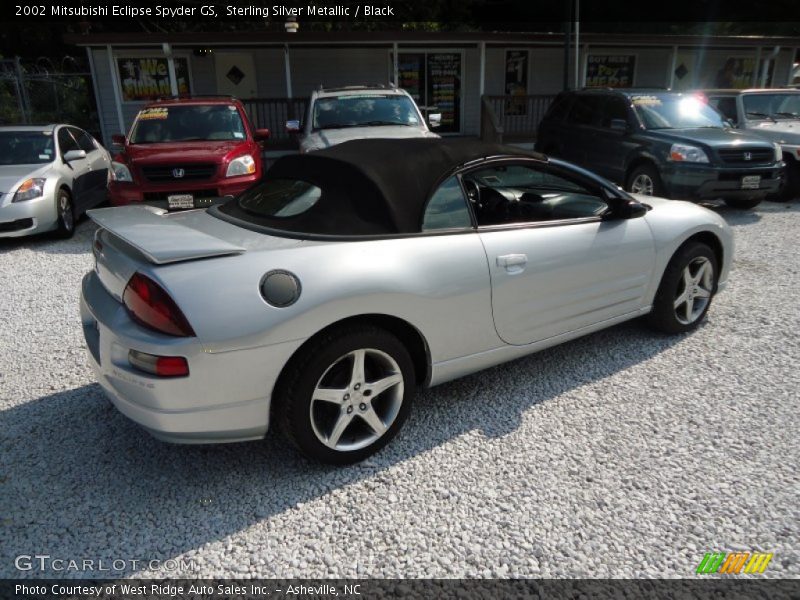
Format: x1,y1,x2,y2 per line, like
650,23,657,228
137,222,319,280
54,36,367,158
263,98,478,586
218,138,546,236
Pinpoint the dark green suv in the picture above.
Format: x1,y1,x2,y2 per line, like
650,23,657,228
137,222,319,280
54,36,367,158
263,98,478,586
535,89,783,209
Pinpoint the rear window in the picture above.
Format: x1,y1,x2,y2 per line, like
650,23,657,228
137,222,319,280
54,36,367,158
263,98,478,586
130,104,246,143
237,179,322,218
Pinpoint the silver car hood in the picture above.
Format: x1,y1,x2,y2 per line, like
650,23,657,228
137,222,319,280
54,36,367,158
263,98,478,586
0,163,51,194
303,126,438,151
748,120,800,144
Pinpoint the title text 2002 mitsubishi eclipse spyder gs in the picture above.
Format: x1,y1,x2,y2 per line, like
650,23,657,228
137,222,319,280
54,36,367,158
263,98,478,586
80,139,732,464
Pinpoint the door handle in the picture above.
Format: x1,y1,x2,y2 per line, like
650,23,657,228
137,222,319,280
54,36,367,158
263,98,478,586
497,254,528,270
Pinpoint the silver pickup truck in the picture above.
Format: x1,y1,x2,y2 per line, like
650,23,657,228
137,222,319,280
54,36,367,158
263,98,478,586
703,88,800,200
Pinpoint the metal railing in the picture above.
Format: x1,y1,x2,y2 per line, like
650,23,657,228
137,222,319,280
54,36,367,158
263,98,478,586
481,94,557,143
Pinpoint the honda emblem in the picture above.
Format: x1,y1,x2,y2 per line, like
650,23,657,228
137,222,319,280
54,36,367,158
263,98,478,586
743,152,752,161
172,168,185,178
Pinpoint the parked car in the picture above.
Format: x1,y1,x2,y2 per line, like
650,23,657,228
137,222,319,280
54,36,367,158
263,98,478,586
80,138,732,464
108,96,270,209
0,124,110,238
535,89,783,209
702,88,800,199
286,84,441,152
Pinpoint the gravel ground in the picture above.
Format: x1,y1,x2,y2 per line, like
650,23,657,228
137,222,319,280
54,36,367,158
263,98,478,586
1,201,798,579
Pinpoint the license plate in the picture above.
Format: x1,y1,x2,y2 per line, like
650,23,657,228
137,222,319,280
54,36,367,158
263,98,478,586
167,194,194,209
741,175,761,190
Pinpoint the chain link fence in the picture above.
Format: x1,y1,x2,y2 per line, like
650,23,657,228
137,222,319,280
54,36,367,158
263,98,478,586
0,57,101,140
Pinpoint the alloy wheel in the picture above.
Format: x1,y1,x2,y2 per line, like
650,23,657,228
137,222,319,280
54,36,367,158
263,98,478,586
309,348,404,451
631,174,654,195
674,257,714,325
59,194,74,232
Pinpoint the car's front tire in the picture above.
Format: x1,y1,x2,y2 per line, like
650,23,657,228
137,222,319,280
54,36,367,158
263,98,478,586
627,164,667,198
648,242,718,334
55,188,75,238
275,326,415,464
724,197,762,210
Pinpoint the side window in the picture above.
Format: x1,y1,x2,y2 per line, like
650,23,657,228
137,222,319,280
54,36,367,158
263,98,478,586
57,128,79,156
544,94,573,122
422,176,472,231
600,96,629,127
709,97,738,123
70,128,97,153
462,163,609,227
566,95,603,126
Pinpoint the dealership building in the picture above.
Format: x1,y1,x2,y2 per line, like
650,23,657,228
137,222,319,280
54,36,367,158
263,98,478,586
65,30,800,147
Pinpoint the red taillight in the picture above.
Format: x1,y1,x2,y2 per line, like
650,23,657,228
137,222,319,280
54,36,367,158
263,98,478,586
122,272,195,337
129,350,189,377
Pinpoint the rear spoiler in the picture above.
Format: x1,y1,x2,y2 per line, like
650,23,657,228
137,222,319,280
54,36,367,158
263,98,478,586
87,206,245,265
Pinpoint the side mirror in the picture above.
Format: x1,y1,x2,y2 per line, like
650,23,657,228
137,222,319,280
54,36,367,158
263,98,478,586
63,149,87,162
111,134,126,147
609,199,648,219
609,118,628,132
254,128,271,141
285,120,301,133
428,113,442,128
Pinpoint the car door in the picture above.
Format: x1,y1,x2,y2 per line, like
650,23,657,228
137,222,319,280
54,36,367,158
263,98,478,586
465,160,655,346
57,127,90,207
69,127,109,210
590,94,638,184
558,93,604,167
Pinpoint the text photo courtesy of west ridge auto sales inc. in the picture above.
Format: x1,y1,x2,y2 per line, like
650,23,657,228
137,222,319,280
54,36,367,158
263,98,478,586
0,1,798,598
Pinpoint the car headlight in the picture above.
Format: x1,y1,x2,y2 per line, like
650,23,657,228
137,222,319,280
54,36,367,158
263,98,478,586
12,178,46,203
111,161,133,182
774,142,782,162
226,154,256,177
669,144,709,163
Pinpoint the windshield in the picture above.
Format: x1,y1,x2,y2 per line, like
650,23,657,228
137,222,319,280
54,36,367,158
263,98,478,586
312,95,422,130
632,94,727,129
743,93,800,119
0,131,55,165
129,105,246,144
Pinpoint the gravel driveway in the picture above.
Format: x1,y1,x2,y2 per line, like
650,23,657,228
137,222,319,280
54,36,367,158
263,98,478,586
1,201,798,579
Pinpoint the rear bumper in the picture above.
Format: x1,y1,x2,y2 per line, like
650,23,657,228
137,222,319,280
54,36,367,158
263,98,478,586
662,163,782,200
108,176,259,207
79,270,301,444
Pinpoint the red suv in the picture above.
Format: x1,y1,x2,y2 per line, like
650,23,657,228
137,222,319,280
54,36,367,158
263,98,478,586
108,96,269,207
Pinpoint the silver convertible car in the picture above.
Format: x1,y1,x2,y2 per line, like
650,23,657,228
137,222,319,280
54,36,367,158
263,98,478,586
80,139,732,464
0,125,110,238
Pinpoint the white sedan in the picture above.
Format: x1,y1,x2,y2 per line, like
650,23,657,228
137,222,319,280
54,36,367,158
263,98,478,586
0,124,110,238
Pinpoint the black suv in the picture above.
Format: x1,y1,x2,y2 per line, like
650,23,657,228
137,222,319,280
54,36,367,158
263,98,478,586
535,89,783,209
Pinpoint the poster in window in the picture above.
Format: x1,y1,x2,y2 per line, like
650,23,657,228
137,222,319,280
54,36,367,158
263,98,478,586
713,57,768,88
426,53,461,133
585,55,636,88
504,50,528,116
397,53,424,103
117,57,191,101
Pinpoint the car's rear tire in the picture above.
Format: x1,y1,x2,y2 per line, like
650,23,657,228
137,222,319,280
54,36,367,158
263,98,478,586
648,241,718,334
627,164,667,198
55,188,75,239
275,325,415,464
724,197,762,210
